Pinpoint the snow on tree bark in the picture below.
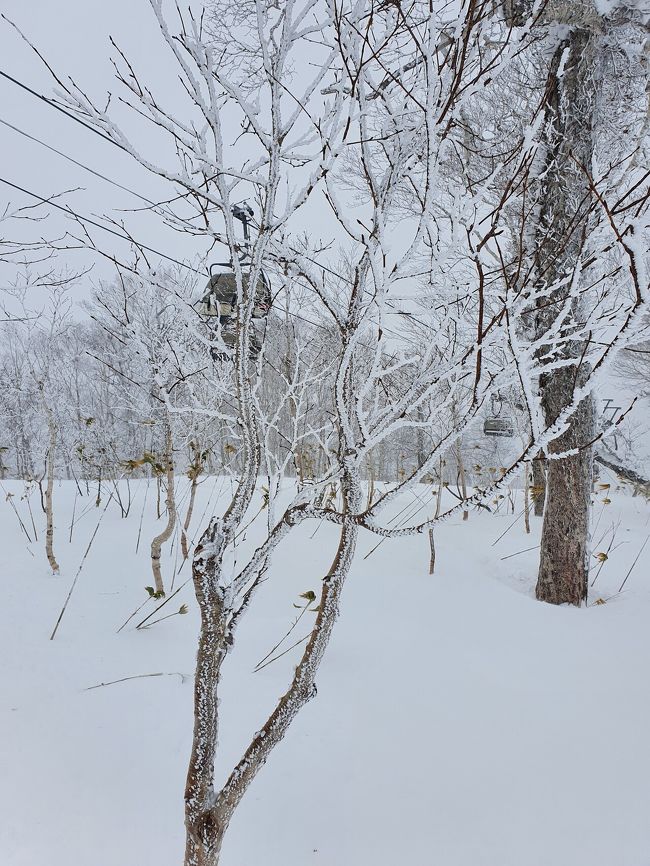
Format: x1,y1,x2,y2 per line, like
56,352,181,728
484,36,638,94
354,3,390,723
43,396,60,574
532,27,600,606
150,414,176,596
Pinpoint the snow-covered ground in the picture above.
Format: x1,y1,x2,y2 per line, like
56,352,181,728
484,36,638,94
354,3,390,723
1,476,649,866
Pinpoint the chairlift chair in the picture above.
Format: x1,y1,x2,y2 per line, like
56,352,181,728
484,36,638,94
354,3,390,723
483,417,515,437
196,203,272,360
483,393,514,438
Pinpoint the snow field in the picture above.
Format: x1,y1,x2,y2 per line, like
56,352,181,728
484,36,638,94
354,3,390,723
1,477,649,866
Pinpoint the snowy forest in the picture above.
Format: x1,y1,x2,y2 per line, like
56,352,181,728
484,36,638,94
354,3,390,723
1,1,649,864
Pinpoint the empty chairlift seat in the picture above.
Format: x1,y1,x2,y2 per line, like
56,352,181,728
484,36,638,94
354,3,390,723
483,416,514,437
198,267,272,359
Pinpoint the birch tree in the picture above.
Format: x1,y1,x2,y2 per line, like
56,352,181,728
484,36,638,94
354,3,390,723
87,268,216,594
3,288,77,571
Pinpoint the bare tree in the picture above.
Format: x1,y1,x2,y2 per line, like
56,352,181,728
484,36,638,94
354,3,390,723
514,1,649,604
2,286,77,571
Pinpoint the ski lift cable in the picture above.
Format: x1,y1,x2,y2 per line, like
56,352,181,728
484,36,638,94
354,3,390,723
0,85,439,359
0,174,207,274
0,115,161,209
0,93,354,308
0,69,495,347
0,105,345,286
0,68,129,152
0,80,436,344
1,167,438,377
0,74,448,339
0,69,417,301
0,68,211,219
0,174,336,337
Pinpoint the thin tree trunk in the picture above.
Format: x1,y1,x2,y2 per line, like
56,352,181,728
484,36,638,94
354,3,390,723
429,457,443,574
150,418,176,596
428,529,436,574
185,484,361,865
523,464,531,535
456,443,469,521
183,518,228,866
181,475,199,560
531,450,546,517
42,397,59,574
367,459,375,509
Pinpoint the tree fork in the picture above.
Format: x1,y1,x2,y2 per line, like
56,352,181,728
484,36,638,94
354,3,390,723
184,494,360,865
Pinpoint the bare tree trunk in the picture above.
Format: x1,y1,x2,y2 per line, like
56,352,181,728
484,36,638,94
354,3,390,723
185,484,361,865
454,440,469,521
184,519,229,866
536,386,595,605
37,381,59,574
429,457,443,574
428,529,436,574
533,27,599,606
367,459,375,509
44,409,59,574
181,442,203,561
531,450,546,517
523,464,531,535
181,476,199,561
150,418,176,596
156,474,162,520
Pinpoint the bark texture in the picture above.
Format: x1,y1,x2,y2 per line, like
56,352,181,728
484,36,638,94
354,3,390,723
181,444,204,560
536,387,595,605
184,478,362,866
181,478,198,561
531,451,546,517
150,418,176,595
44,412,59,574
533,27,599,605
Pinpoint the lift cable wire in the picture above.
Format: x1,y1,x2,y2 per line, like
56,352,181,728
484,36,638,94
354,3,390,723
0,174,418,349
0,73,428,344
0,174,339,337
0,73,435,339
0,115,160,208
0,69,204,217
0,68,128,152
0,174,206,275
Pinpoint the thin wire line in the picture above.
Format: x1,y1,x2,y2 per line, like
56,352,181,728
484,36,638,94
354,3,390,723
0,70,436,338
0,115,159,207
0,68,127,151
0,174,336,336
0,73,420,340
0,174,202,273
0,68,202,215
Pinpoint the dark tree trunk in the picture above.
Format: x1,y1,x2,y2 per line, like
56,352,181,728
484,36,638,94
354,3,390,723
532,27,600,605
531,450,546,517
536,380,594,605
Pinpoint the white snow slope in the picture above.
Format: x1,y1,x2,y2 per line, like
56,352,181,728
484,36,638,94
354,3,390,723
1,476,649,866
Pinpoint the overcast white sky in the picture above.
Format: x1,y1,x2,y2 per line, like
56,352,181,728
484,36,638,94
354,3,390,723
0,0,223,298
0,0,415,313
